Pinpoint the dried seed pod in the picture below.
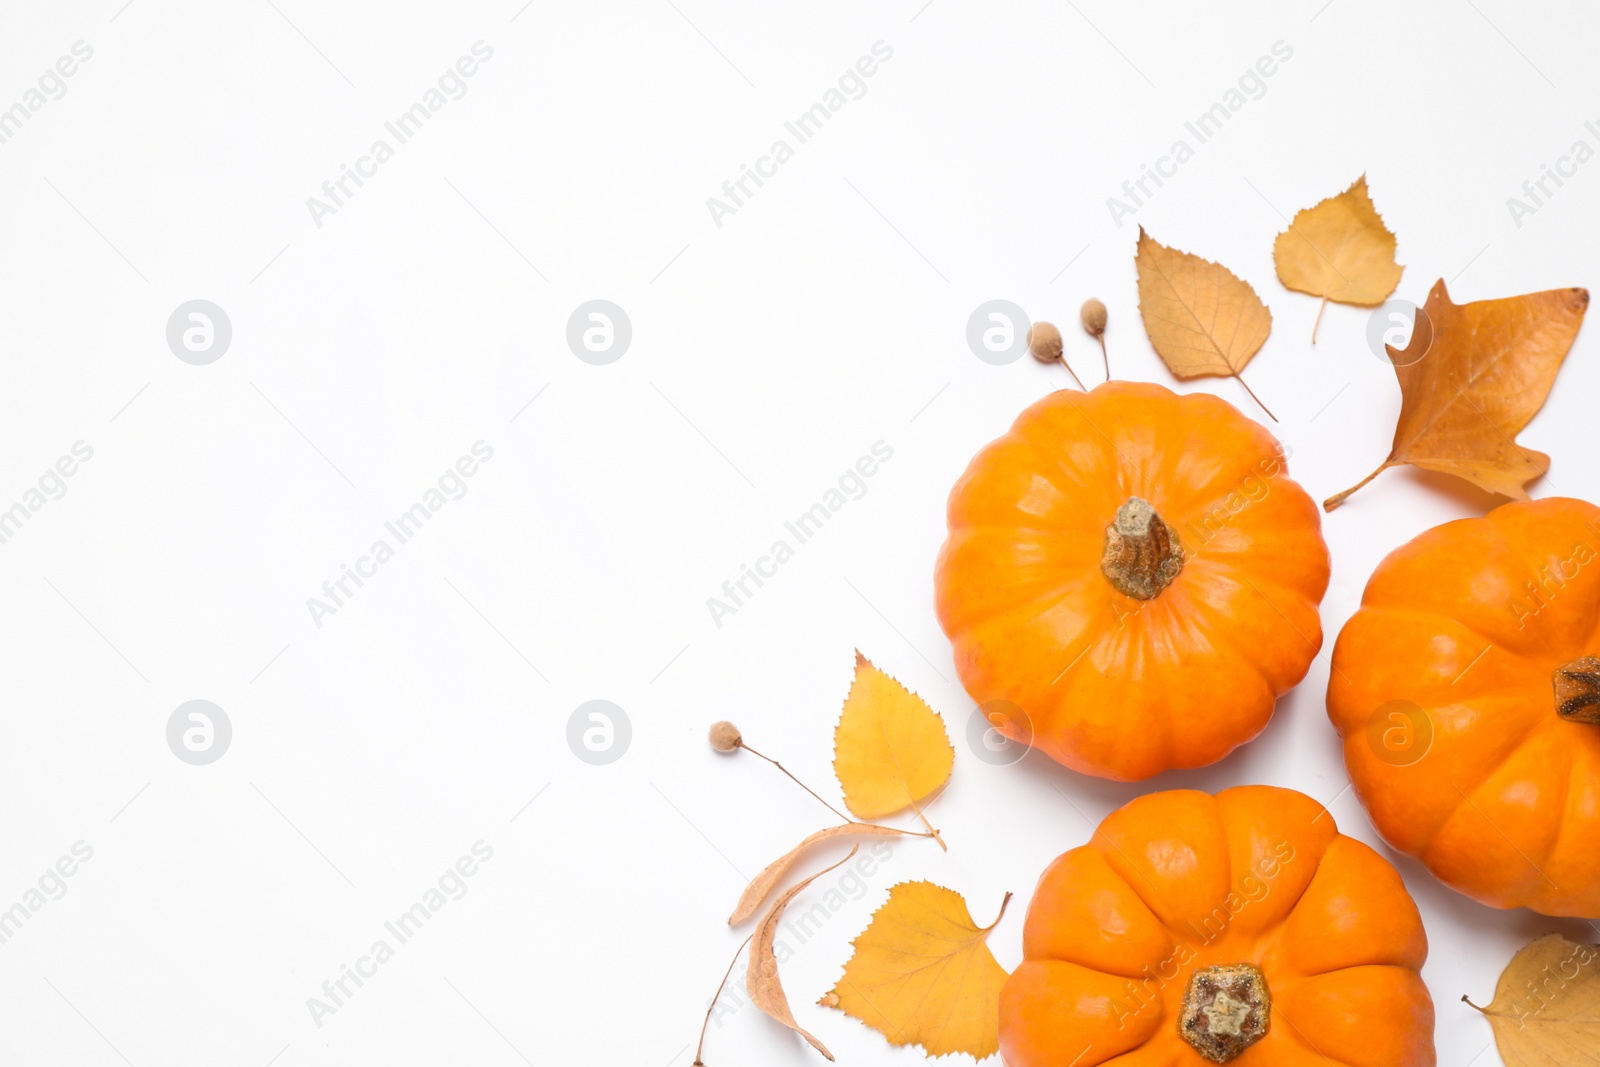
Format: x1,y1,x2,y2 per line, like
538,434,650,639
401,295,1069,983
1026,321,1084,389
1080,298,1108,337
709,721,743,753
1080,298,1110,379
1027,321,1063,363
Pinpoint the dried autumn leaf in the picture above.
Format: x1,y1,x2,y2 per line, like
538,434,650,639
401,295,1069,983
1273,175,1403,341
821,881,1012,1060
833,652,952,835
1135,226,1277,420
1465,933,1600,1066
1324,279,1589,511
747,847,859,1062
729,824,907,926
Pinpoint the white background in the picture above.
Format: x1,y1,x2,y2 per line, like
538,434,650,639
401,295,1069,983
0,1,1596,1065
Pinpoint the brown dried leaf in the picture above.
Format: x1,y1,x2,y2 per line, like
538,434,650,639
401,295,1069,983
1325,279,1588,510
1273,175,1403,341
1135,227,1277,419
729,824,906,926
1467,933,1600,1066
747,847,859,1061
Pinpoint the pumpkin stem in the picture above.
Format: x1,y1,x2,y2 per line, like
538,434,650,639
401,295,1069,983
1101,497,1184,600
1179,963,1271,1064
1554,656,1600,723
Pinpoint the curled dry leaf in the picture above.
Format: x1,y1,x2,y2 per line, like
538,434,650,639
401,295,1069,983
1324,279,1589,511
1134,227,1277,420
821,881,1012,1060
1466,933,1600,1066
833,652,953,839
1273,174,1403,342
729,823,906,926
747,847,860,1062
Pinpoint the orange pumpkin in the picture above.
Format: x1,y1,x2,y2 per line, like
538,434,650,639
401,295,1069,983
1328,496,1600,916
1001,786,1435,1067
935,382,1330,780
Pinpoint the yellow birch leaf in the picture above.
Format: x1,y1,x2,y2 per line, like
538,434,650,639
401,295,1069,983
832,652,953,822
1273,175,1403,341
1466,933,1600,1066
821,881,1012,1060
1134,227,1277,420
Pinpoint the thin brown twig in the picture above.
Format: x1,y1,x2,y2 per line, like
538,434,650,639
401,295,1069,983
1323,460,1390,511
738,742,855,824
1059,355,1087,391
1233,372,1277,422
733,740,937,840
694,933,754,1066
906,793,947,851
